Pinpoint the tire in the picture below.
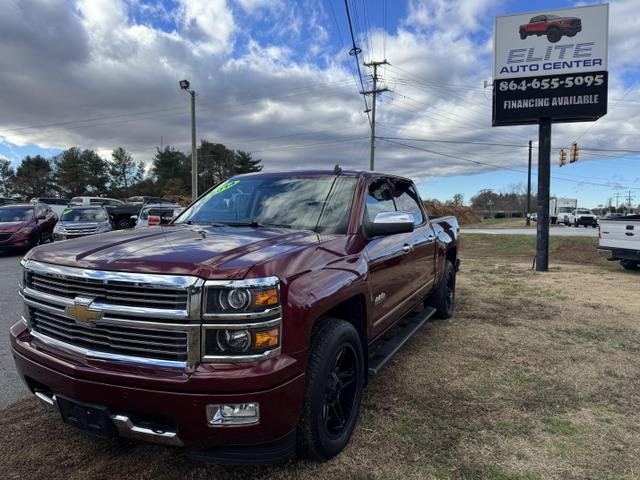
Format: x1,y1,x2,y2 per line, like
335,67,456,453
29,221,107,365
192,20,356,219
427,260,456,319
297,319,364,461
520,31,527,40
567,32,577,37
547,28,561,43
621,260,640,271
116,219,134,230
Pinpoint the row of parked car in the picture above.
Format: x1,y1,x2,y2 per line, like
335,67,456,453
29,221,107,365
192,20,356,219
0,195,184,251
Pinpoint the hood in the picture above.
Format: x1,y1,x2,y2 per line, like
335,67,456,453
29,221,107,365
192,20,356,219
27,224,321,279
0,220,32,233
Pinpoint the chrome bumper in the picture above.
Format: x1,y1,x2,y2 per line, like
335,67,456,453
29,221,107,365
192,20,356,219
35,391,184,447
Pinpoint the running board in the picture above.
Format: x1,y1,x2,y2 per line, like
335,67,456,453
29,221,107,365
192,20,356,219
368,306,437,377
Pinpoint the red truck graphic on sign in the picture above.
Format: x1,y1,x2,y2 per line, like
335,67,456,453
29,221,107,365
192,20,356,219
519,14,582,43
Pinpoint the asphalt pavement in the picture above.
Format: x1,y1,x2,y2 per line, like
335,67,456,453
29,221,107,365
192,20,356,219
0,250,29,408
461,226,599,237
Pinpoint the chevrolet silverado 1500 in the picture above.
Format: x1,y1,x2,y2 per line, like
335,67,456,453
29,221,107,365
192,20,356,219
11,169,459,464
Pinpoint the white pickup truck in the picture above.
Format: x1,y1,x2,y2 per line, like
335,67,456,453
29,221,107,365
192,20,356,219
598,215,640,270
568,208,598,228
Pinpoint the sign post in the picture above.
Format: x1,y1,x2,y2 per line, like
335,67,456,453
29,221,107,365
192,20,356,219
492,4,609,271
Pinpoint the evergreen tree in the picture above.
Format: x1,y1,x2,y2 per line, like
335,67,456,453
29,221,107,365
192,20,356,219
0,159,15,197
151,146,189,195
234,150,263,175
108,147,140,196
14,155,52,199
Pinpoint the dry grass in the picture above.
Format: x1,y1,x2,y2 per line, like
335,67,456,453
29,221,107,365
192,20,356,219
2,235,639,480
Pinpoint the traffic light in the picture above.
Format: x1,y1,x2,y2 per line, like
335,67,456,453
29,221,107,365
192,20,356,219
559,148,567,167
570,143,579,163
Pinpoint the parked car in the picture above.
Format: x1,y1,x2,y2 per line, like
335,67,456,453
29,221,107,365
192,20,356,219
598,214,640,271
127,195,174,205
53,205,113,241
30,197,70,218
133,203,184,229
0,197,16,206
568,208,598,228
12,169,459,463
519,14,582,43
0,203,57,250
69,196,139,230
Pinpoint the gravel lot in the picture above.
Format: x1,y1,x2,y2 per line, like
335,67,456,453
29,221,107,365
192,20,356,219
0,250,29,408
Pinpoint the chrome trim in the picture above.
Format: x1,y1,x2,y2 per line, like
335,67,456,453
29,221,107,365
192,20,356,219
31,330,189,369
24,259,200,289
202,318,281,330
203,306,282,321
204,277,279,288
111,414,184,447
35,391,57,408
201,347,282,364
373,279,434,328
373,211,415,224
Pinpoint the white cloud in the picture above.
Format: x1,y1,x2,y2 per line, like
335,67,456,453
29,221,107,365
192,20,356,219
178,0,236,55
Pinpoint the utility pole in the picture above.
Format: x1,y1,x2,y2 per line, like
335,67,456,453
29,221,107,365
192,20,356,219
362,60,389,171
526,140,532,226
179,79,198,202
536,118,551,272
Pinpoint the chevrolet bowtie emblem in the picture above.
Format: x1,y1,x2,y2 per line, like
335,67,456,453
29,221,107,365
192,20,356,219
66,298,103,323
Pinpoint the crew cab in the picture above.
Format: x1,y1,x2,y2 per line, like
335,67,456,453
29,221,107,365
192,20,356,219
519,14,582,43
598,214,640,271
568,208,598,228
11,170,459,464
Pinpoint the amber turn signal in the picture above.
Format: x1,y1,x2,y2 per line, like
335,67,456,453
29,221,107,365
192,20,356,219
254,328,279,349
254,288,279,307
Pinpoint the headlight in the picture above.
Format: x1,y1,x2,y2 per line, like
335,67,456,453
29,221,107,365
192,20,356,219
53,224,63,233
202,277,281,362
16,225,34,235
96,223,111,233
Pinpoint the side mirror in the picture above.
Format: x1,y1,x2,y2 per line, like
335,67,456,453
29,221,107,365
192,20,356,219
366,212,414,237
37,213,46,220
148,215,161,226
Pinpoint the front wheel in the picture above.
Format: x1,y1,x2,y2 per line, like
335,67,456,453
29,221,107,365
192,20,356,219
520,31,527,39
428,260,456,319
116,218,134,230
297,319,364,461
547,28,561,43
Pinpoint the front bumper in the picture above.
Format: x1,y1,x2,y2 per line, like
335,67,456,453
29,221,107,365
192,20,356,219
11,322,305,454
577,217,597,226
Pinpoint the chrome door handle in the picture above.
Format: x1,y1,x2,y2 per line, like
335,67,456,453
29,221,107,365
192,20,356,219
427,234,435,241
402,244,413,253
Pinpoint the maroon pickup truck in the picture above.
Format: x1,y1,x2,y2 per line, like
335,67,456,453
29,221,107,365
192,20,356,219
519,14,582,43
11,169,459,464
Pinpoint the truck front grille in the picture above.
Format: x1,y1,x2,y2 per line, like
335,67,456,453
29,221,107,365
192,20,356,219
63,226,98,235
30,307,188,362
27,271,189,310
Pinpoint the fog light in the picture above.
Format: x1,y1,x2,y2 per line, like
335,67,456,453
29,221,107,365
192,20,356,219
206,403,260,425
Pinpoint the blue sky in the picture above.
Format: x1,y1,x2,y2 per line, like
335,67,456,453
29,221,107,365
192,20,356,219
0,0,638,208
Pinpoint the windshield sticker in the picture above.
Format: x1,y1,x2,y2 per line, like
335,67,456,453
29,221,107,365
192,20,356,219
205,180,240,199
62,209,75,216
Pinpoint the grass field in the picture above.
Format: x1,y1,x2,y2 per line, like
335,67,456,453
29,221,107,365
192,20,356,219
464,217,531,228
2,235,639,480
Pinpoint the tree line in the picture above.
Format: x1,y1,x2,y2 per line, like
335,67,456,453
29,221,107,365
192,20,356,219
0,140,262,200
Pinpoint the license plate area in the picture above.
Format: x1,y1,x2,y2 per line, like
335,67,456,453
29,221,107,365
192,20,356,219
56,396,118,439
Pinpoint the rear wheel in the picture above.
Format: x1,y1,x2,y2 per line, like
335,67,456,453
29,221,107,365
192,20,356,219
116,218,134,230
297,319,364,461
621,260,640,271
428,260,456,319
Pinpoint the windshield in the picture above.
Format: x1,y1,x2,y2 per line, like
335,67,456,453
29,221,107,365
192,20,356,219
0,207,33,222
176,175,357,234
577,209,591,214
61,207,108,222
558,207,573,213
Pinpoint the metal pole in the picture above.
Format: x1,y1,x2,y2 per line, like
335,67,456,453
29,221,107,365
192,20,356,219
536,118,551,272
526,139,532,226
190,90,197,202
369,64,377,171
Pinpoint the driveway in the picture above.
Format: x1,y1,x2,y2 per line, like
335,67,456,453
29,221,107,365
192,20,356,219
0,251,29,408
461,226,599,237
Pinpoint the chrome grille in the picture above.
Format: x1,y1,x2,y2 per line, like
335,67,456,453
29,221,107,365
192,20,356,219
0,233,12,242
62,226,98,235
30,307,188,362
27,271,189,310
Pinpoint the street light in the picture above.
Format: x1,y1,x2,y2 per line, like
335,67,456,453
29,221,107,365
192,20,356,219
179,79,197,201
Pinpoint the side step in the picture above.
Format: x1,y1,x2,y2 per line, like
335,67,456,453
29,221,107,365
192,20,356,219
368,306,437,377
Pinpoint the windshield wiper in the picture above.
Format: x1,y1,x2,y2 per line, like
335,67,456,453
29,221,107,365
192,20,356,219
226,220,292,229
184,220,228,227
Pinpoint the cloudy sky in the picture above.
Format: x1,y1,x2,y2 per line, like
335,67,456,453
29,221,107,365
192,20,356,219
1,0,639,207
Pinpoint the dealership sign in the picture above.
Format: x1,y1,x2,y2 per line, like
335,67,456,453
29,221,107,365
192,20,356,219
492,4,609,126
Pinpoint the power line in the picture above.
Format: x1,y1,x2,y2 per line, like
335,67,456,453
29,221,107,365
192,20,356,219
343,0,371,125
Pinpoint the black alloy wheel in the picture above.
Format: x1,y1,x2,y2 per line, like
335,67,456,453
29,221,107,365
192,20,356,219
322,344,358,438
